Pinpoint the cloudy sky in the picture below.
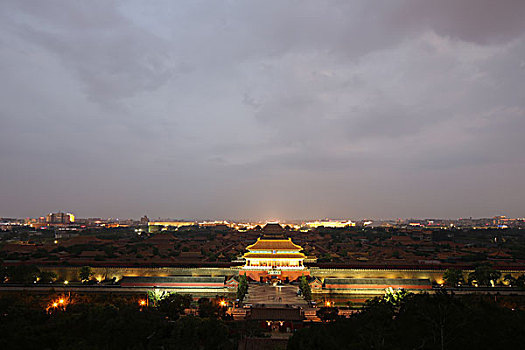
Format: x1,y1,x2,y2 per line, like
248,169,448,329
1,1,524,220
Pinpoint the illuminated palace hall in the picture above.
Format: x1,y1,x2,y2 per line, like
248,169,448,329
242,223,308,282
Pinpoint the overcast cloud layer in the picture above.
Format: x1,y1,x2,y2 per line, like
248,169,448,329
1,0,525,220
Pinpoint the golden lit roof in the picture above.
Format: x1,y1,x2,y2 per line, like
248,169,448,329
246,238,303,251
243,252,306,259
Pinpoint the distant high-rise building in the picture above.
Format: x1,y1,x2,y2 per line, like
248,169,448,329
46,212,74,224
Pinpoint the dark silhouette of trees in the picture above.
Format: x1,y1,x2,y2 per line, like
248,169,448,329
162,315,233,350
299,276,312,302
157,293,192,320
468,264,501,286
78,266,93,282
503,273,516,286
0,292,236,350
37,270,57,283
237,274,248,302
316,306,339,322
443,268,464,287
289,291,525,350
5,265,39,283
197,297,220,318
516,274,525,288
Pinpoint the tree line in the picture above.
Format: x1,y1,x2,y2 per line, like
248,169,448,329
0,291,258,350
443,264,525,287
289,290,525,350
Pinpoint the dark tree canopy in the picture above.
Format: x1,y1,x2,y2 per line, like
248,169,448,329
289,292,525,350
443,268,464,286
0,293,236,350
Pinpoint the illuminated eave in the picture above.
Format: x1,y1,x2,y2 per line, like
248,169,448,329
243,252,306,259
242,266,306,270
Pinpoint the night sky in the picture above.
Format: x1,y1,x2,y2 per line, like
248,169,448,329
1,1,524,220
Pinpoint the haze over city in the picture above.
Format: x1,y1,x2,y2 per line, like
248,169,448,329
1,0,525,220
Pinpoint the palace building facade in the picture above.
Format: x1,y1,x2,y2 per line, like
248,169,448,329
241,223,309,282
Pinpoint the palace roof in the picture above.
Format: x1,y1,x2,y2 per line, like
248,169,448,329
260,223,287,238
246,237,303,251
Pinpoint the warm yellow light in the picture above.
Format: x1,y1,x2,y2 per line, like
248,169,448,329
305,220,355,228
325,301,331,307
139,300,146,306
52,302,58,307
219,300,227,307
64,280,69,285
58,299,64,304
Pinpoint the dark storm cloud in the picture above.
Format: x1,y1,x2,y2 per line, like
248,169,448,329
0,1,524,219
391,0,525,44
5,2,176,105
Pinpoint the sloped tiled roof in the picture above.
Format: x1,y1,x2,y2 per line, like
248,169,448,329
246,238,302,251
261,223,286,237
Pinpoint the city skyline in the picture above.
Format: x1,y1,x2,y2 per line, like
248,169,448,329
1,1,525,219
4,211,522,226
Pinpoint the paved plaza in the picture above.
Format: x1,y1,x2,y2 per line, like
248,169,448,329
243,283,308,307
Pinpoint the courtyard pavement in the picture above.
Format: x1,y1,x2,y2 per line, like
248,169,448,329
243,283,308,307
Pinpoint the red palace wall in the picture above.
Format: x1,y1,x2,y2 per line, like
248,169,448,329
324,283,432,290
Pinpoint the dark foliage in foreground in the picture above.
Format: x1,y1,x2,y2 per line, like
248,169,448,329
0,293,239,350
288,291,525,350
